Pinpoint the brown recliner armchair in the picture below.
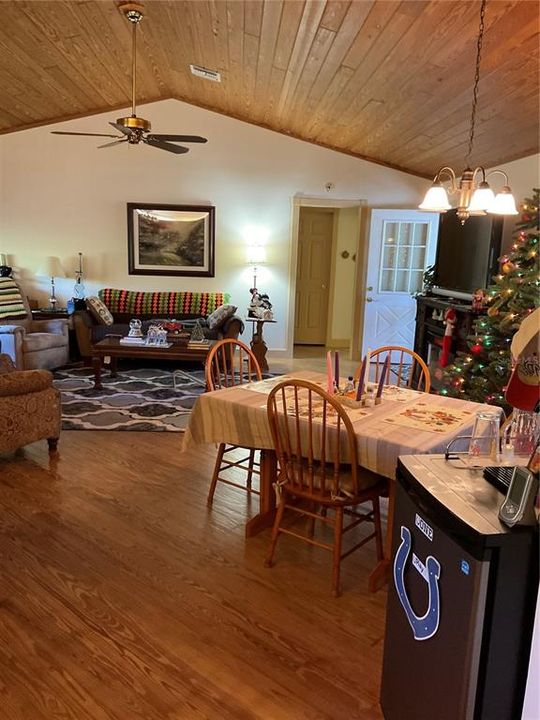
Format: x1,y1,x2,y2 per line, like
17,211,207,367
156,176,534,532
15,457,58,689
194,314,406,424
0,354,61,453
0,283,69,370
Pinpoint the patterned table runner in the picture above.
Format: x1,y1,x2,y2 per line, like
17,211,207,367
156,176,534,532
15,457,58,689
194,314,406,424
384,402,475,433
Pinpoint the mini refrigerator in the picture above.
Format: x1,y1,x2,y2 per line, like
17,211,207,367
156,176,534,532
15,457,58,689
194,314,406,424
380,455,538,720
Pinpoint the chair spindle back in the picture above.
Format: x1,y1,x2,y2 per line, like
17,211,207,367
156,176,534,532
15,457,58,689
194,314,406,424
205,338,262,391
355,345,430,393
267,379,359,499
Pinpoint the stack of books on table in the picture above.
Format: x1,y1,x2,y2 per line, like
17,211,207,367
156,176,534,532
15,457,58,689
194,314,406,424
119,336,146,345
187,339,211,349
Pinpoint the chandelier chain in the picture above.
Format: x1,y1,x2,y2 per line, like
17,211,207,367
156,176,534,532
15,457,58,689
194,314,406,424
465,0,487,166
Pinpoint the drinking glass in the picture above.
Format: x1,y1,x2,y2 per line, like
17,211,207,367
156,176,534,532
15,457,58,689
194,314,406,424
468,410,503,465
501,410,539,463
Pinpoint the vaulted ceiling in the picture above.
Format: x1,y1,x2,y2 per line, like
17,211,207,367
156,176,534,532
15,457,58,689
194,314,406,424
0,0,538,177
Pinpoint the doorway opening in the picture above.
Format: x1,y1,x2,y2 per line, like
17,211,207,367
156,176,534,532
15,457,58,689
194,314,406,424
289,197,365,366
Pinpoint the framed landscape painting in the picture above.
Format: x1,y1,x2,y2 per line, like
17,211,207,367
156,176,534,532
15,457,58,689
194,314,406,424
127,203,215,277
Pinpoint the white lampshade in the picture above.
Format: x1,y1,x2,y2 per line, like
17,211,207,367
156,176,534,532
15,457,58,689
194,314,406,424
246,245,267,265
489,187,519,215
37,256,66,278
467,183,495,212
418,184,451,211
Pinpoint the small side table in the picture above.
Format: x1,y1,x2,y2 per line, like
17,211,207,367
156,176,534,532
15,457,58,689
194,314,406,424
245,318,276,372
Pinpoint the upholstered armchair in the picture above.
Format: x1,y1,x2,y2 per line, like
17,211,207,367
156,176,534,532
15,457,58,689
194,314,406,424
0,354,61,453
0,285,69,370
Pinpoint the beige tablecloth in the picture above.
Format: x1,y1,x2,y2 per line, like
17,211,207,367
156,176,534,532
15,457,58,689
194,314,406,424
183,371,492,480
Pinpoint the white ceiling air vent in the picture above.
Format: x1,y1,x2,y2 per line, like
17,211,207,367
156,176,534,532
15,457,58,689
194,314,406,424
190,64,221,82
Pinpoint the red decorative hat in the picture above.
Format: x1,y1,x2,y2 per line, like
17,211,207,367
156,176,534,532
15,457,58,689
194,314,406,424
505,308,540,411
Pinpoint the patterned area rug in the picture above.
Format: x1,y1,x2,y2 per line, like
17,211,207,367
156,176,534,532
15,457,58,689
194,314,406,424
54,366,207,431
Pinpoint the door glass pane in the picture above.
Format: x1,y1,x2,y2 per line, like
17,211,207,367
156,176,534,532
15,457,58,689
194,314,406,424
411,245,426,269
397,245,411,268
395,270,409,293
398,223,412,246
380,268,395,292
384,222,398,245
413,223,428,246
383,245,396,266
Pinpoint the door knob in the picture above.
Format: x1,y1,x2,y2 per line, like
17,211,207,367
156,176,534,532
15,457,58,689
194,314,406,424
366,297,373,303
322,284,327,289
367,285,373,291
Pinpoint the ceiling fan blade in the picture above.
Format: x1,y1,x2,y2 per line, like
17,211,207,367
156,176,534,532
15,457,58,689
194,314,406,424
51,131,121,138
97,139,129,149
147,134,208,143
143,137,189,154
109,122,133,136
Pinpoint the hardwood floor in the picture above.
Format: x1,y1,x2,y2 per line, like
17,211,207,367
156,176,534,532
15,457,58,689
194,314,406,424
0,432,386,719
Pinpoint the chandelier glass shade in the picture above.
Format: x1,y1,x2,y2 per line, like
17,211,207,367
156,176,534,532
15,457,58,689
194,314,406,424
418,0,518,224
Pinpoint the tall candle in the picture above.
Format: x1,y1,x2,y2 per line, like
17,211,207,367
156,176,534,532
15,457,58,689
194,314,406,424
376,353,391,398
364,348,371,393
334,350,340,390
326,351,333,394
355,356,366,401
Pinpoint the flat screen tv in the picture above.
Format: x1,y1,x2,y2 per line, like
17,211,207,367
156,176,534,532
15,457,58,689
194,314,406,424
432,209,503,300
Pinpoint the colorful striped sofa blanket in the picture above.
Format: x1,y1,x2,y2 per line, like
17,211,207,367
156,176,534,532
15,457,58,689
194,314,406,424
98,288,230,320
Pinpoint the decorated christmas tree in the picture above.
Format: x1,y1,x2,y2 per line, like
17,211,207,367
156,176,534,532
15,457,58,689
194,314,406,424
440,188,539,411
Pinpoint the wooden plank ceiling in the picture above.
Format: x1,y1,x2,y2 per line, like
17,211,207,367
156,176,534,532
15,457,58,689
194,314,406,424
0,0,538,177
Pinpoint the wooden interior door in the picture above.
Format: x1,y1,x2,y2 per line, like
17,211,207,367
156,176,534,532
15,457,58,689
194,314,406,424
295,208,334,345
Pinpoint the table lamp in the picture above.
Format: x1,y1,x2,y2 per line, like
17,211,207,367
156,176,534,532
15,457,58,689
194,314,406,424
37,256,66,309
246,244,267,289
0,253,12,278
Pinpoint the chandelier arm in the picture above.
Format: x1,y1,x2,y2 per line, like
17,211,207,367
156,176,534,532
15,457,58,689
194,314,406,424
434,166,458,193
471,166,487,184
485,169,510,186
465,0,487,166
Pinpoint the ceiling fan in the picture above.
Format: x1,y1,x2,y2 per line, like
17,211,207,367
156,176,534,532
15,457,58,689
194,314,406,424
51,2,207,155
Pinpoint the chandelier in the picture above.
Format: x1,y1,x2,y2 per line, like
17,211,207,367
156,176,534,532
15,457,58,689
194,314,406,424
419,0,518,224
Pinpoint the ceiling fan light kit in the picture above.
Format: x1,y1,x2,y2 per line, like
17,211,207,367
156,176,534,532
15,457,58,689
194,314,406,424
419,0,517,224
51,1,207,155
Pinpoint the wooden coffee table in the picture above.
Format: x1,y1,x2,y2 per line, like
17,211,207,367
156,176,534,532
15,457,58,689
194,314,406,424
91,337,213,390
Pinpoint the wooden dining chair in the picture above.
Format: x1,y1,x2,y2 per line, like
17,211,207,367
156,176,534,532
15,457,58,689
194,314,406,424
265,378,387,597
355,345,431,393
205,338,263,505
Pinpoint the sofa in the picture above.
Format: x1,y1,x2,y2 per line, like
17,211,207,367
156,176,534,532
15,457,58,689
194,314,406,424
73,287,244,359
0,353,61,453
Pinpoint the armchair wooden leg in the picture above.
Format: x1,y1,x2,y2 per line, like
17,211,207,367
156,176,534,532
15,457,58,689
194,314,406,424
207,443,227,505
332,507,344,598
47,437,59,453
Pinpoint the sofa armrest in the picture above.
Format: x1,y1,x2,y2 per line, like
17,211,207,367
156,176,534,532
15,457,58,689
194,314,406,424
72,310,96,358
29,318,69,336
0,325,26,335
221,315,244,339
0,368,53,397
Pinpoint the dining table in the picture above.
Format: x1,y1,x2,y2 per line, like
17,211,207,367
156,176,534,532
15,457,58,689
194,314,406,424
182,370,493,590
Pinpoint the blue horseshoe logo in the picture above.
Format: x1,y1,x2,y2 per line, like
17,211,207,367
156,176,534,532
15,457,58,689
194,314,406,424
393,526,441,641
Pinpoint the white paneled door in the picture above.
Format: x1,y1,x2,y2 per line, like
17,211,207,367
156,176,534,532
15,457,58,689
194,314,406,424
361,210,439,353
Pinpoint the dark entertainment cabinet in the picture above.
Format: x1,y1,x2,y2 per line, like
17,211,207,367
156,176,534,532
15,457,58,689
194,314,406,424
414,295,483,391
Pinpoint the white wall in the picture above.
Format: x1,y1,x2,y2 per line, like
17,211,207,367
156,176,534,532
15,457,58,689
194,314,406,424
0,98,429,351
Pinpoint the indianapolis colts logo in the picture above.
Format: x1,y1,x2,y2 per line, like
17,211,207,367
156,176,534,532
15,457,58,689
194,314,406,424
393,526,441,641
